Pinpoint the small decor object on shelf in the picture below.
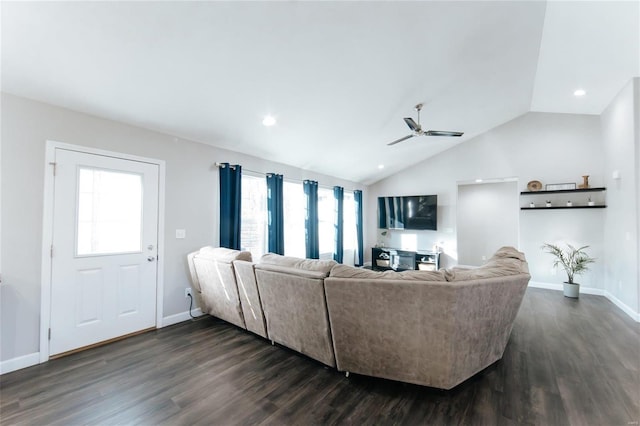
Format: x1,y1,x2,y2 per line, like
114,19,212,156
546,200,552,207
542,243,595,299
566,201,572,207
527,180,543,192
588,198,595,206
578,175,590,189
546,182,577,191
529,202,535,208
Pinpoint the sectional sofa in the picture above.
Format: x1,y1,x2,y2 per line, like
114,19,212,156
187,246,530,389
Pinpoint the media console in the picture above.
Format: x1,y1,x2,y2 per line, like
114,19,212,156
372,247,440,271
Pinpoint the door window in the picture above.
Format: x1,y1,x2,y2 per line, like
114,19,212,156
76,167,143,256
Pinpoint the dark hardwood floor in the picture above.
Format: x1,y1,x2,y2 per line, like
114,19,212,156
1,288,639,425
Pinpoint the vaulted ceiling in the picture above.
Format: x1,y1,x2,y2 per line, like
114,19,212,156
2,1,638,184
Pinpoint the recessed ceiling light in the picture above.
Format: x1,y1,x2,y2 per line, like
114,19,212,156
475,179,483,183
574,89,586,97
262,115,276,126
378,164,384,169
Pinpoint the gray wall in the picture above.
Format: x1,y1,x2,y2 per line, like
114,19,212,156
0,93,364,362
457,181,519,266
601,78,639,313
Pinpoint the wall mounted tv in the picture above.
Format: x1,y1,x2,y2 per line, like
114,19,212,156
377,195,437,231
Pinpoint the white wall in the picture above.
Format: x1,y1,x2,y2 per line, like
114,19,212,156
0,93,364,364
601,78,639,314
457,181,519,266
368,112,606,287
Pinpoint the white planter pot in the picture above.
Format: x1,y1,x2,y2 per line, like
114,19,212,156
563,282,580,298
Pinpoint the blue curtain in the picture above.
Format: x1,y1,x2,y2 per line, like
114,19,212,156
333,186,344,263
304,180,319,259
354,190,364,266
266,173,284,255
219,163,242,250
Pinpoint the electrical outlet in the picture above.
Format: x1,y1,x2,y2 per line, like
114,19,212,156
184,287,192,298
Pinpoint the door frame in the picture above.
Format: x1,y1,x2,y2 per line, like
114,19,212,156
40,140,166,363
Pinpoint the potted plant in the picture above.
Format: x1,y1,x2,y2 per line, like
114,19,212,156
542,243,595,298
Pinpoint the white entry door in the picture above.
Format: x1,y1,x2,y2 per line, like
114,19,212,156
49,148,159,356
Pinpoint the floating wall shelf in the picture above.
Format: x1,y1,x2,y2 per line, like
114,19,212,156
520,205,607,210
520,187,607,210
520,187,606,195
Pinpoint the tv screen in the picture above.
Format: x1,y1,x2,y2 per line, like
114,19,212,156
377,195,437,230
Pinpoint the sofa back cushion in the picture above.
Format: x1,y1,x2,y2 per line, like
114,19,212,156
188,246,252,293
233,260,267,339
329,264,446,281
444,246,529,282
199,246,252,263
255,262,336,367
259,253,337,276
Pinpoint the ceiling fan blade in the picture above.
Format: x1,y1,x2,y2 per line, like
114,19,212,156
424,130,464,137
404,117,420,132
387,134,415,146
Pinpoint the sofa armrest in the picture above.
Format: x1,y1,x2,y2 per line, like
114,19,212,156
187,251,202,293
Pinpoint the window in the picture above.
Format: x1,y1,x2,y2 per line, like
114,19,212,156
283,181,306,258
240,174,267,260
239,174,357,263
77,167,142,256
317,187,334,260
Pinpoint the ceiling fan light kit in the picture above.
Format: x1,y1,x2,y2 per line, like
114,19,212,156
388,103,464,146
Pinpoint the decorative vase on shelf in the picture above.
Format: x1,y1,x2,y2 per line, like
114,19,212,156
546,201,552,207
529,202,535,208
566,201,572,207
588,198,595,206
578,175,590,189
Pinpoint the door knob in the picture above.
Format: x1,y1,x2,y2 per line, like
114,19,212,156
147,256,156,262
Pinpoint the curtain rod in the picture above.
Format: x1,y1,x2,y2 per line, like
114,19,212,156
215,162,288,178
214,162,362,191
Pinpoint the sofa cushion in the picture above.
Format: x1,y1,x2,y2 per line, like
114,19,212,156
255,263,330,280
197,246,252,264
444,250,529,282
329,264,447,281
489,246,526,262
259,253,337,276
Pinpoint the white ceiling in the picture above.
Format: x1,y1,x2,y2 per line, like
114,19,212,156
2,1,638,185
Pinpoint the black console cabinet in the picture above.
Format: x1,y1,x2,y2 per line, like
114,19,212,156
372,247,440,271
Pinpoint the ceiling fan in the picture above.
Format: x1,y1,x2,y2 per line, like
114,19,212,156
387,103,463,146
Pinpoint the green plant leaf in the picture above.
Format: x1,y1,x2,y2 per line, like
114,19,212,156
541,243,595,284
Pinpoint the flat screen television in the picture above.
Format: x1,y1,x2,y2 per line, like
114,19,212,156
377,195,437,231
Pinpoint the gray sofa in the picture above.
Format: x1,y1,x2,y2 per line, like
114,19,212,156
324,247,530,389
187,246,530,390
187,246,252,330
233,259,268,338
254,254,337,367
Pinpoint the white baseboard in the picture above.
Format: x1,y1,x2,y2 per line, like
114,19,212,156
160,308,203,327
0,352,40,375
528,281,639,322
528,281,604,295
604,291,640,322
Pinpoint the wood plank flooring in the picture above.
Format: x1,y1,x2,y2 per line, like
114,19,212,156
1,288,639,425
